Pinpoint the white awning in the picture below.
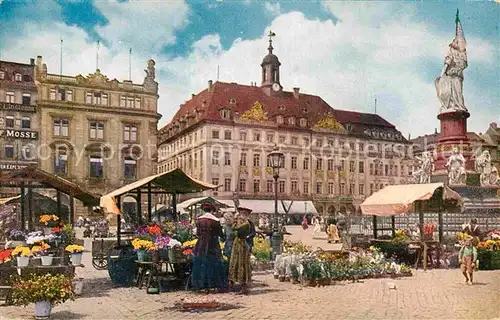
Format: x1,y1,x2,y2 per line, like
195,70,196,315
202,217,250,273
216,199,318,215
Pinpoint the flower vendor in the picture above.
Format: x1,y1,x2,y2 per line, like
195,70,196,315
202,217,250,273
462,218,481,245
228,209,253,294
459,236,478,285
189,201,228,292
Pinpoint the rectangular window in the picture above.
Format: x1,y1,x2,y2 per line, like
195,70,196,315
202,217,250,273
5,144,14,159
291,180,298,193
5,92,15,103
53,118,69,137
224,152,231,166
22,93,31,105
57,89,66,101
240,153,247,166
350,183,355,194
328,182,334,194
239,179,246,192
291,156,297,169
102,93,108,106
266,180,273,193
0,71,4,79
224,130,232,140
303,181,309,194
395,165,398,176
212,130,219,139
266,156,272,168
120,96,126,107
359,161,364,173
279,180,285,193
291,137,298,145
212,151,219,165
350,161,355,172
127,97,134,108
54,148,68,175
253,180,260,193
340,160,345,171
279,135,286,144
50,89,57,100
21,116,30,129
5,115,14,128
89,121,104,139
327,159,334,171
124,158,137,180
267,133,274,143
315,139,322,147
253,153,260,167
359,143,364,151
370,184,374,195
303,138,310,146
303,157,309,170
316,182,323,194
123,125,137,142
239,132,247,141
85,92,92,104
385,164,389,176
316,158,323,170
370,163,374,175
340,183,346,195
224,178,231,192
359,184,365,195
135,97,141,108
211,178,219,187
93,92,102,105
253,132,261,142
66,90,73,102
89,156,103,178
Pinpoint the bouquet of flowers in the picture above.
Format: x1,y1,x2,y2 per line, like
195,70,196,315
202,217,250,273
11,246,31,257
164,221,195,243
182,239,198,249
8,229,26,241
31,242,50,256
131,239,156,252
487,230,500,240
252,237,271,262
423,223,437,239
154,235,171,249
39,215,60,228
392,229,409,244
283,240,312,254
26,231,56,245
11,274,74,307
65,245,85,254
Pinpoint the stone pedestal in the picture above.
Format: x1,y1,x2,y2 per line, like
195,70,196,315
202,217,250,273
434,110,475,176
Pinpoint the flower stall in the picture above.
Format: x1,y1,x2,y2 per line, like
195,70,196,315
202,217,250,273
475,231,500,270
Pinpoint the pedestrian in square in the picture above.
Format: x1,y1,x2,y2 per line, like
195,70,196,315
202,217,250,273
229,210,253,294
459,236,477,285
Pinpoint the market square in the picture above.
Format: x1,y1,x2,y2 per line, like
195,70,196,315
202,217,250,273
0,1,499,320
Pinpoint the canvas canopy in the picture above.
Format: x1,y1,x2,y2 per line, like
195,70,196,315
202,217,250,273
361,182,462,216
217,199,318,215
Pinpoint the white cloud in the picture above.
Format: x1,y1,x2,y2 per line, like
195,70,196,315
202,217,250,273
264,2,281,16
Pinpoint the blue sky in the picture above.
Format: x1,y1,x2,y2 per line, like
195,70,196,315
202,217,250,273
0,0,498,137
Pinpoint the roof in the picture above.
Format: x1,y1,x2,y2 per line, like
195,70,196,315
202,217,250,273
0,166,100,206
411,132,490,152
159,81,405,144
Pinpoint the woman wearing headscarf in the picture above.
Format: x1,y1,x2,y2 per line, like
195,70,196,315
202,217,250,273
189,202,228,293
228,210,252,294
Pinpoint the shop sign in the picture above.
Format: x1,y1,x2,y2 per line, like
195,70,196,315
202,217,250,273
0,163,27,171
0,129,38,140
0,102,36,113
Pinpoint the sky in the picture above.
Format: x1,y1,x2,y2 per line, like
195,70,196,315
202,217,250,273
0,0,498,138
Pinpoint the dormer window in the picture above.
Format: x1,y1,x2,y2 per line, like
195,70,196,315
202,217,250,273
288,117,295,125
14,73,22,82
278,105,286,111
345,123,352,131
299,118,307,127
0,71,4,80
276,115,284,124
220,109,231,119
302,108,309,113
229,98,236,104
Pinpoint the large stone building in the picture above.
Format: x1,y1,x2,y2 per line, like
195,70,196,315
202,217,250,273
0,59,39,196
34,56,160,215
157,36,414,215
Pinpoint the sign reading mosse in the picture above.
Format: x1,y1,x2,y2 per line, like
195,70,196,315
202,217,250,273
0,102,36,113
0,163,27,171
0,129,38,140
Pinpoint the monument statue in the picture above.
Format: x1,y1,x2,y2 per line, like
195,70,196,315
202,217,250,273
475,150,499,186
144,59,156,81
413,151,434,184
435,10,468,115
445,147,467,185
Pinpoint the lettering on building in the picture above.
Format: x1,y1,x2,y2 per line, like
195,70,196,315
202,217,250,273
0,163,27,171
0,102,36,113
0,129,38,140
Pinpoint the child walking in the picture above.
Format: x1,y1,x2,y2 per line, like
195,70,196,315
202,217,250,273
459,237,477,285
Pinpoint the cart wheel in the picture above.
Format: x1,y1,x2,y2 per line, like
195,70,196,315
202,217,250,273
92,253,108,270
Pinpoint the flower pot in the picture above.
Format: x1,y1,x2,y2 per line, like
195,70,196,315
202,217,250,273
43,227,53,235
70,252,83,266
41,255,54,266
158,248,169,261
35,300,52,319
72,277,84,296
137,250,151,262
16,256,30,267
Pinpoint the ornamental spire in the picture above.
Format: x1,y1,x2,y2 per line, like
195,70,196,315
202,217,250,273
268,30,276,54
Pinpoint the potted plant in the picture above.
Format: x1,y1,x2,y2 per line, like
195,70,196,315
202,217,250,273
39,215,60,235
65,244,85,265
154,235,171,261
8,229,27,247
131,238,155,262
11,273,74,319
11,246,31,267
31,242,52,266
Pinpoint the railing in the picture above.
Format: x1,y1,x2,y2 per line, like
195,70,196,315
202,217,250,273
46,74,78,83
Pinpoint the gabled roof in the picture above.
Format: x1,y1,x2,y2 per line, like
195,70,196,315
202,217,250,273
160,81,405,143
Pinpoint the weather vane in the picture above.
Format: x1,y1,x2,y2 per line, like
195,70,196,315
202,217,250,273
268,30,276,41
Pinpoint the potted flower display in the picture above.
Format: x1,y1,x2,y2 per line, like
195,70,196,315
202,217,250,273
154,235,171,261
8,229,27,247
39,215,60,235
65,244,85,265
11,246,32,267
131,238,156,262
31,242,52,266
11,273,74,319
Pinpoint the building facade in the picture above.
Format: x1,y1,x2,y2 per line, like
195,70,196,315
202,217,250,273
0,59,39,196
34,56,160,215
157,38,414,215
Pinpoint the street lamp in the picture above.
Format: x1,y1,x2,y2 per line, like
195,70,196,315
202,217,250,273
269,145,284,260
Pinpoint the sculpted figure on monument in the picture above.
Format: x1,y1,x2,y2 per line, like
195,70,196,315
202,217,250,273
144,59,156,81
475,150,499,186
435,10,468,115
413,151,434,184
445,147,467,185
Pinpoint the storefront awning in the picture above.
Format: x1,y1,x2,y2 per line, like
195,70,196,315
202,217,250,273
217,199,318,215
361,182,462,216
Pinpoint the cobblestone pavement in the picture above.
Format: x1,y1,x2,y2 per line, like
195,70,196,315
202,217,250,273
2,227,499,320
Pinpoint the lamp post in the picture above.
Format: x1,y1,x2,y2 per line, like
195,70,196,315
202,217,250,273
269,146,284,260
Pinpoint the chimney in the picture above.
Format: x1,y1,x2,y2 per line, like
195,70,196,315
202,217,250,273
434,128,438,134
36,56,42,67
491,122,497,128
208,80,213,92
293,87,300,99
191,94,195,99
30,58,35,65
408,133,411,140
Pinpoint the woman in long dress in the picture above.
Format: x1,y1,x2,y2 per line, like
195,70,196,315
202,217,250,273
326,219,340,244
190,202,228,292
228,212,252,294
